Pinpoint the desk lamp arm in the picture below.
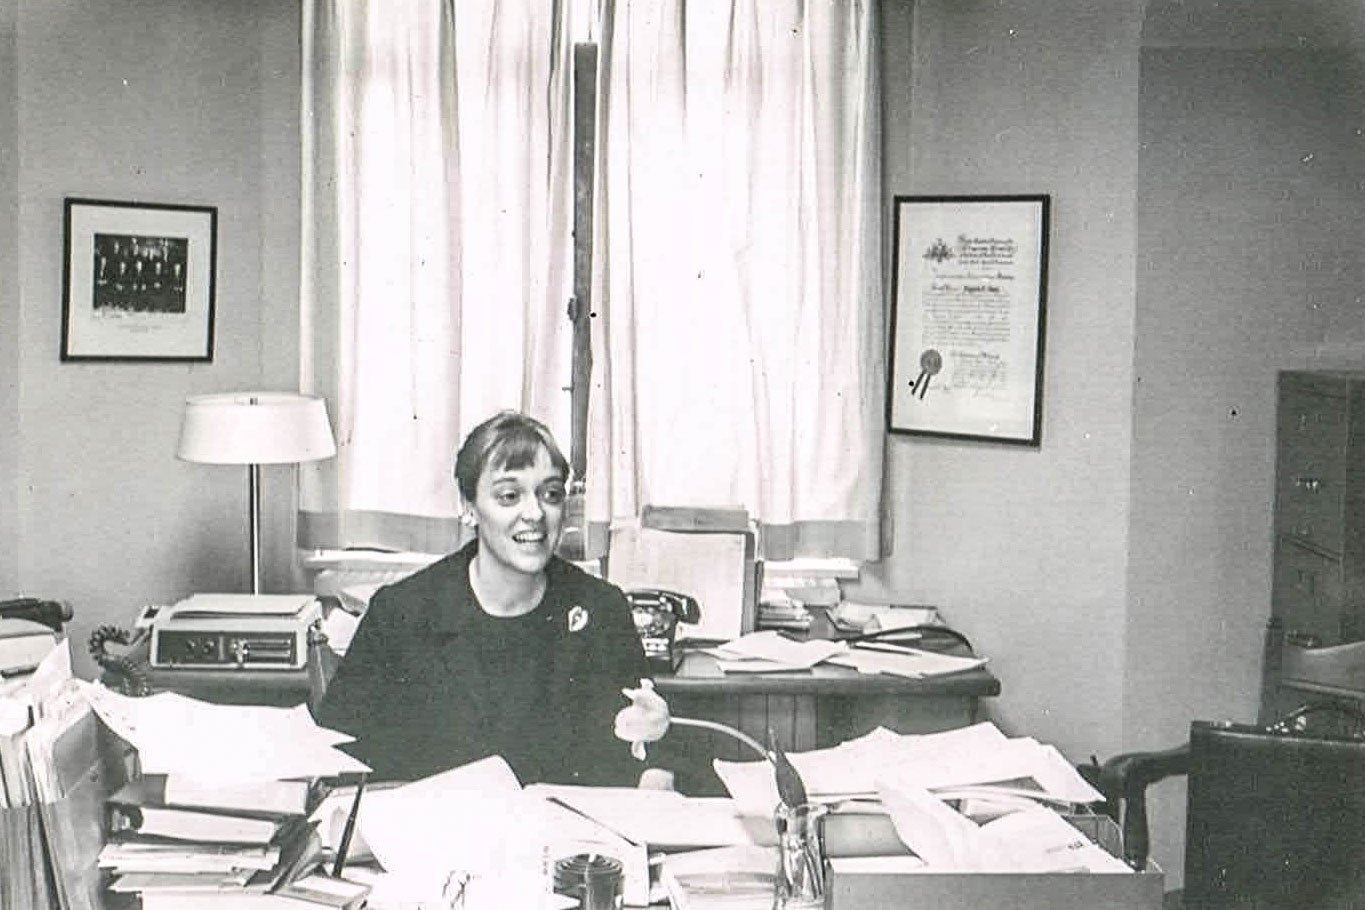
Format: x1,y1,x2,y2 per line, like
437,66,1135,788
671,716,769,759
670,717,808,806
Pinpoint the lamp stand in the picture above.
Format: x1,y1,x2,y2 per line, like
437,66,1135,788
247,462,263,595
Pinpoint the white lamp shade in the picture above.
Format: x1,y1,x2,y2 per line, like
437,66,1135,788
177,392,338,465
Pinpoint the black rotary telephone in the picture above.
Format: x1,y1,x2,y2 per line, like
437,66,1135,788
626,588,700,673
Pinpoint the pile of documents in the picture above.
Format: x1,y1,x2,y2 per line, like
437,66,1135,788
0,636,85,909
311,756,596,909
707,629,987,679
289,721,1142,910
658,844,778,910
756,558,862,630
708,721,1131,874
100,773,324,906
79,684,372,908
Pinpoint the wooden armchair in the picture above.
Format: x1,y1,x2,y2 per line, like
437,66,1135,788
1086,704,1365,909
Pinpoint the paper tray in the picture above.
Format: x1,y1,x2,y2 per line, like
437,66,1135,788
827,815,1164,910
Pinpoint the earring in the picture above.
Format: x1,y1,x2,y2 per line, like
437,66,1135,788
459,513,477,529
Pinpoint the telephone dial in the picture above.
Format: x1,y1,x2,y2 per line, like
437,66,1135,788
626,588,700,673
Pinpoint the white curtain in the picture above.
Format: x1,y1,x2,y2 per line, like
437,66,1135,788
300,0,574,552
588,0,884,559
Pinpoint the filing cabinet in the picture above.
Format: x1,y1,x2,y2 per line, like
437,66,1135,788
1262,370,1365,721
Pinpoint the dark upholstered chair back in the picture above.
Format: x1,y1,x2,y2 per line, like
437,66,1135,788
1091,705,1365,910
1184,718,1365,910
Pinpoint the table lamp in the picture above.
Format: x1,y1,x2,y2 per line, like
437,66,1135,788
177,392,337,593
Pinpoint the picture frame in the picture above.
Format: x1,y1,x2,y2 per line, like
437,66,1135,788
887,194,1050,446
61,197,217,362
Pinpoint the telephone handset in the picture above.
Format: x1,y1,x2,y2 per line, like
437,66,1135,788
626,588,700,673
0,597,73,632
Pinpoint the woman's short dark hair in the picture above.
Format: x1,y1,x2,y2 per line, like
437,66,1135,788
453,411,569,503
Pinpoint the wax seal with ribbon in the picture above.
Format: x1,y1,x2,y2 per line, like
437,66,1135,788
911,348,943,399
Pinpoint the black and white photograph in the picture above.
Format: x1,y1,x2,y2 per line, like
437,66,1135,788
6,2,1365,908
61,197,216,362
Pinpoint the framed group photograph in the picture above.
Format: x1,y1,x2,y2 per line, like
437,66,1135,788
61,197,217,362
887,194,1050,446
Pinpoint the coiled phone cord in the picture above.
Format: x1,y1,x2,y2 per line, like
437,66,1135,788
88,624,151,697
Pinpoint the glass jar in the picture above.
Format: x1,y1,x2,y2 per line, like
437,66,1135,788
773,802,829,909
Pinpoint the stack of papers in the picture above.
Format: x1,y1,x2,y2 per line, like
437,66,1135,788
875,786,1130,873
709,632,849,673
168,593,320,617
712,722,1103,816
523,785,752,851
707,722,1128,875
312,757,647,909
827,643,987,679
0,637,74,808
71,682,369,908
79,683,369,783
706,630,986,679
659,845,778,910
6,646,161,910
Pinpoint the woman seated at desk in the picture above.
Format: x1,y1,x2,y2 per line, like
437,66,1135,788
315,411,669,786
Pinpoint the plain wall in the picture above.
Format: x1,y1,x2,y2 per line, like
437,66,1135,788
856,0,1144,764
857,0,1365,887
1126,42,1365,883
1,2,19,592
5,0,301,676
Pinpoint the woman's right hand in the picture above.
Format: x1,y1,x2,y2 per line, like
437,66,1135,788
615,678,670,759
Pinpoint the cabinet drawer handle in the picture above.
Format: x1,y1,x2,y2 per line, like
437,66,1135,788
1287,630,1322,648
1294,477,1323,493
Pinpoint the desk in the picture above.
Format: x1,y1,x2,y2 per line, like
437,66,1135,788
653,650,999,795
139,642,999,794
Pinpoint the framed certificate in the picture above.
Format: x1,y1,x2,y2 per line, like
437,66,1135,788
887,195,1050,446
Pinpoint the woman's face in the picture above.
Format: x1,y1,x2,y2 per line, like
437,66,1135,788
469,445,566,579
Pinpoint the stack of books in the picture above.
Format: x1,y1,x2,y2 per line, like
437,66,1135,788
100,773,366,908
756,558,862,631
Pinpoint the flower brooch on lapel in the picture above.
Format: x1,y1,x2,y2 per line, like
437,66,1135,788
567,605,589,633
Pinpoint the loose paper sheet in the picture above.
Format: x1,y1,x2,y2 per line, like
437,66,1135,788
709,631,849,672
712,722,1100,816
78,682,368,784
525,784,753,849
828,645,987,679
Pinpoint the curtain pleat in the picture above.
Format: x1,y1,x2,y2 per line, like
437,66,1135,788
588,0,884,560
300,0,573,551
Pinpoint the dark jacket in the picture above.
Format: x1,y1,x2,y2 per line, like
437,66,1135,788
314,542,651,785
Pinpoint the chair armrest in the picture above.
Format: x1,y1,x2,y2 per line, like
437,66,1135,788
1095,743,1190,870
